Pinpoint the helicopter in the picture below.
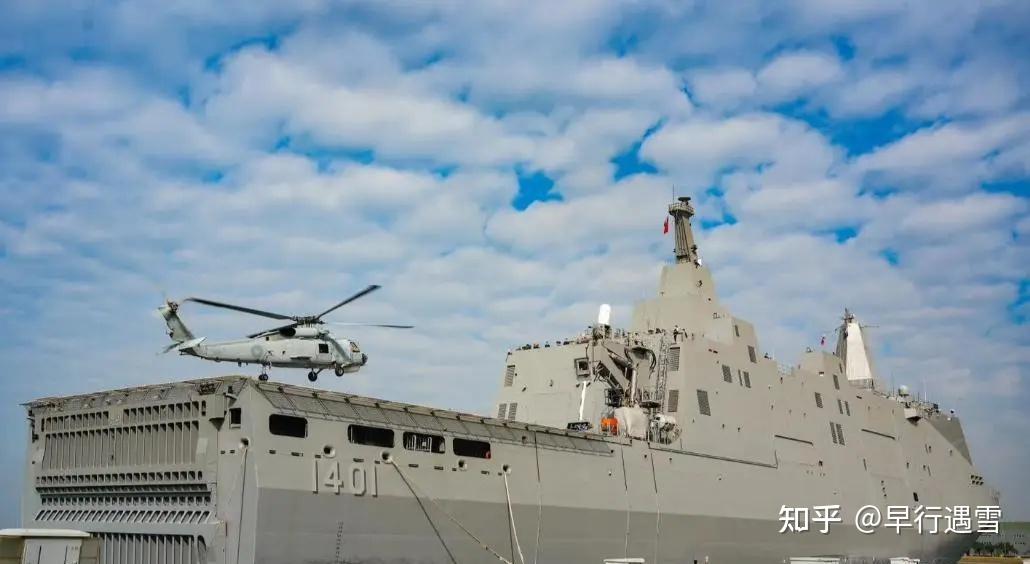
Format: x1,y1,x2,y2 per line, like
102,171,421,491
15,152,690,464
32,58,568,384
157,285,412,382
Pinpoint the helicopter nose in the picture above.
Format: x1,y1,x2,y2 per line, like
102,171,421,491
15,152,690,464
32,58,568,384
361,353,368,366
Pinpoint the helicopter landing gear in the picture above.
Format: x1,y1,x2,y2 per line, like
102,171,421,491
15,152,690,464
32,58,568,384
307,370,318,382
335,365,346,377
258,364,270,382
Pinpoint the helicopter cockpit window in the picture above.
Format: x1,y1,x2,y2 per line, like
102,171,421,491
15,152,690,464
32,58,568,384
269,414,307,438
318,343,330,354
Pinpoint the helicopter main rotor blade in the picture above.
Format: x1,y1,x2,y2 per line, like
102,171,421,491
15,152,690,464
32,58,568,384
329,322,414,329
184,297,293,321
315,284,381,320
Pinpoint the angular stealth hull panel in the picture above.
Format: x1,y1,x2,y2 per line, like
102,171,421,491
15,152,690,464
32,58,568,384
21,375,992,564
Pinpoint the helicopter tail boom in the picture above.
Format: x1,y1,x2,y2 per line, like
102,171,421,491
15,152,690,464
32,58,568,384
158,302,196,343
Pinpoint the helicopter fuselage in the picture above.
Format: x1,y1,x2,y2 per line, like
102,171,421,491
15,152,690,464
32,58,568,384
157,286,403,381
182,334,366,373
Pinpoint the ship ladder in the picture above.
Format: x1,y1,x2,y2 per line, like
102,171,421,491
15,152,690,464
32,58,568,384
388,458,523,564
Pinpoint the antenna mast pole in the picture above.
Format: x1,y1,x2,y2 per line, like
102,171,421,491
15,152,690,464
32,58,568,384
668,196,698,264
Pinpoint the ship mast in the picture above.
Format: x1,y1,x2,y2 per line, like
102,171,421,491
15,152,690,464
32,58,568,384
669,196,699,264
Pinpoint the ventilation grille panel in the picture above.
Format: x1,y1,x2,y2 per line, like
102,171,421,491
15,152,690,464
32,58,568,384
722,365,732,383
667,390,680,413
696,390,711,416
504,365,515,387
815,392,823,408
96,533,206,564
668,348,680,372
496,404,507,419
507,403,518,421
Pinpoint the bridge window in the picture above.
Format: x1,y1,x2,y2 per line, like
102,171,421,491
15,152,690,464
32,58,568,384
269,414,307,438
748,345,757,363
348,424,394,448
404,432,445,453
453,438,491,459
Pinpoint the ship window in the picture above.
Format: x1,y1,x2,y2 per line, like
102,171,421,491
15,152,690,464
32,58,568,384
348,424,394,448
815,392,823,408
835,423,845,446
737,369,743,386
832,374,840,390
504,365,516,386
403,432,445,453
837,398,844,414
496,404,507,419
748,345,757,363
734,324,740,337
743,371,751,388
229,408,242,427
722,365,733,383
668,348,680,372
696,390,711,416
507,403,518,420
913,492,919,502
453,438,491,459
667,389,680,413
574,358,590,378
269,414,307,438
318,343,330,354
845,401,851,416
829,421,838,444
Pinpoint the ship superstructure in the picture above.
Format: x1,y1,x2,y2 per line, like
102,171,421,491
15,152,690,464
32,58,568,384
18,198,996,563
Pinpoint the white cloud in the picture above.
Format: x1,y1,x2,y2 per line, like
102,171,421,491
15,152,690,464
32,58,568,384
756,50,843,101
687,67,757,109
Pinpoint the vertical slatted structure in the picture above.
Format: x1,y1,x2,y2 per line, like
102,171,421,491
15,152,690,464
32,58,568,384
97,533,206,564
26,380,227,562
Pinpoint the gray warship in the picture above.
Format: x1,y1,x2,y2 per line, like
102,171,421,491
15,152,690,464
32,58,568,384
18,198,997,563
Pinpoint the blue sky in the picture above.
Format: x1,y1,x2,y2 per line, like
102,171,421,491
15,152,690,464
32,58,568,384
0,0,1027,525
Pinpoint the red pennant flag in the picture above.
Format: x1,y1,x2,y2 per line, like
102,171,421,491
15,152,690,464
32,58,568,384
663,216,670,234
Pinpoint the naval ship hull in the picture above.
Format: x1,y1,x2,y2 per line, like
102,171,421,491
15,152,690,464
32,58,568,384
21,376,990,564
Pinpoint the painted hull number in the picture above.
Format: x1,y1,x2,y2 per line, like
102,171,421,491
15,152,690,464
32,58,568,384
312,460,375,496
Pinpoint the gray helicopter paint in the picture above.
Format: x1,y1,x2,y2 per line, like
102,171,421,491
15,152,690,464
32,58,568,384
18,198,996,563
157,296,377,377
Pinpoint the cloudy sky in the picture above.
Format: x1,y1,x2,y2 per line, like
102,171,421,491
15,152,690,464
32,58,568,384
0,0,1027,525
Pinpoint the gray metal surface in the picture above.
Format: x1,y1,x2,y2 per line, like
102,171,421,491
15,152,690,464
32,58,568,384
17,198,997,563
